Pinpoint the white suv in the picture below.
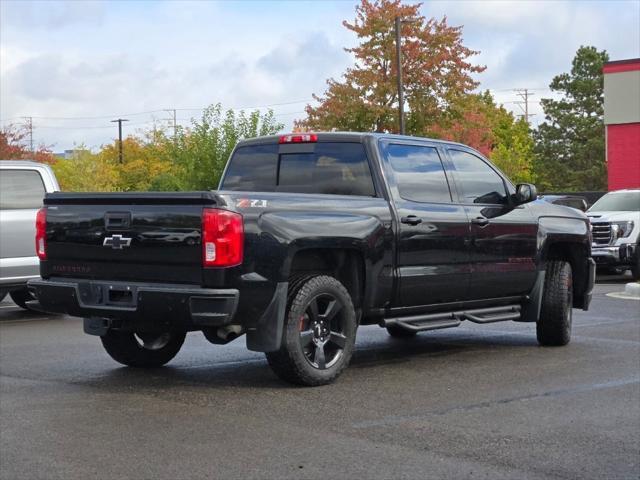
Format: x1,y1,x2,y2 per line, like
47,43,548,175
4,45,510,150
587,189,640,279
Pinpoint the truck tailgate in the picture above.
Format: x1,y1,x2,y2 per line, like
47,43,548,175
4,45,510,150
43,192,216,284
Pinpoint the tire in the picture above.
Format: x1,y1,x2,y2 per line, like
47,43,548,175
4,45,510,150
100,330,186,367
631,253,640,281
10,288,36,310
386,324,417,338
266,275,357,386
537,260,573,346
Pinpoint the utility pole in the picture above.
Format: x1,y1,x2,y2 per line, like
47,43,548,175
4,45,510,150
111,118,129,163
164,109,177,145
23,117,33,153
514,89,535,124
395,16,405,135
395,16,418,135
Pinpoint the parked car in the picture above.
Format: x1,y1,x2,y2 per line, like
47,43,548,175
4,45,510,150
0,161,60,308
29,133,595,386
587,189,640,279
538,194,588,212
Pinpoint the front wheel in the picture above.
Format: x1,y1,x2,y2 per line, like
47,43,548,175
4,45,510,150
537,260,573,346
101,330,186,367
266,275,357,386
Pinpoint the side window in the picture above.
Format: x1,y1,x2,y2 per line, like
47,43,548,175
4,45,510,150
0,169,46,210
278,143,375,196
384,144,452,203
448,150,508,205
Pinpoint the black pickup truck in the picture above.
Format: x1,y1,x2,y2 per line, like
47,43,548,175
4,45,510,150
30,133,595,386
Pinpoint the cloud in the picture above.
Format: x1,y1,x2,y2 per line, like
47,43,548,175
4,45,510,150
0,0,638,148
1,0,106,29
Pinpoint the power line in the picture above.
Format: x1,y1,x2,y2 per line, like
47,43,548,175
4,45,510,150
0,99,315,124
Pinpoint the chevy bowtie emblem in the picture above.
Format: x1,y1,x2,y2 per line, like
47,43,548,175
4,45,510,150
103,234,132,249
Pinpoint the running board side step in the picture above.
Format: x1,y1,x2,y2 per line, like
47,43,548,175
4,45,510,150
384,305,522,332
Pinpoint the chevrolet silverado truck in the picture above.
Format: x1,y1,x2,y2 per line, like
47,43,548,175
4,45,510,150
29,133,595,386
587,189,640,279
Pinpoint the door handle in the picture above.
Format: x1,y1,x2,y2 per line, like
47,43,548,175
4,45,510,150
401,215,422,226
471,216,490,227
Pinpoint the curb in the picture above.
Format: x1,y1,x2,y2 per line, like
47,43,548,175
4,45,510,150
606,283,640,301
625,282,640,298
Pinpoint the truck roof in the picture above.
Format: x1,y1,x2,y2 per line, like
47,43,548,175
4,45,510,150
0,160,48,167
238,132,469,149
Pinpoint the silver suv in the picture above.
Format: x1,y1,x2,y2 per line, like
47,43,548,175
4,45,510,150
0,161,60,308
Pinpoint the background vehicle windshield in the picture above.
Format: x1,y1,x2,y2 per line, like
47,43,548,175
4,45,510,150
589,191,640,212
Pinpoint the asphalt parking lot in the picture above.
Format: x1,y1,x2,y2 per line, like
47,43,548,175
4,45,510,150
1,275,639,480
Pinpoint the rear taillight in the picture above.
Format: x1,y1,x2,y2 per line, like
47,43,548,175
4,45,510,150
279,133,317,144
202,208,244,267
35,207,47,260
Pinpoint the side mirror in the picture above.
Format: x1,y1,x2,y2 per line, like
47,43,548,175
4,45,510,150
515,183,538,205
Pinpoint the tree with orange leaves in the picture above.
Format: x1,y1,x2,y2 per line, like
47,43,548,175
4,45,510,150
0,125,55,164
296,0,485,134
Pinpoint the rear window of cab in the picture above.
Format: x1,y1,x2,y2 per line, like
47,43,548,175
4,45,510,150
221,142,375,197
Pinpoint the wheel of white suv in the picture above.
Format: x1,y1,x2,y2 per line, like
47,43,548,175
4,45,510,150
537,260,573,346
100,330,186,367
265,275,357,386
9,288,36,310
631,252,640,281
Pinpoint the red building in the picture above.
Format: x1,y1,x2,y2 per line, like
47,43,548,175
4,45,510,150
603,58,640,191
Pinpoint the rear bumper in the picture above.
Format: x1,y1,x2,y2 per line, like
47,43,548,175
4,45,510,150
28,278,238,332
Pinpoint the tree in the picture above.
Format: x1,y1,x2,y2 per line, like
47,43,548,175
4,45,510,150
533,46,609,191
168,104,283,190
49,104,283,192
430,91,535,183
0,124,55,164
296,0,485,134
53,149,120,192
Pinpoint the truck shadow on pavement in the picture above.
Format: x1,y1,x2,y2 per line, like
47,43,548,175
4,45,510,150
86,331,539,391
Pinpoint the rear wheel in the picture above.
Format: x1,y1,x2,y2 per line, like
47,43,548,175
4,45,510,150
537,260,573,346
10,288,36,310
266,275,357,386
386,324,417,338
100,330,186,367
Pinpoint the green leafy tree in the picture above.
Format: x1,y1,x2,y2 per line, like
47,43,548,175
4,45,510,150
168,104,283,190
534,46,609,191
51,104,282,192
52,148,120,192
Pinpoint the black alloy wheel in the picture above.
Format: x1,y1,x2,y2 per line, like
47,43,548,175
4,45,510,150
298,293,348,370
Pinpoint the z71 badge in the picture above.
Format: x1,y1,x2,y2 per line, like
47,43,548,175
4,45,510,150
236,198,268,208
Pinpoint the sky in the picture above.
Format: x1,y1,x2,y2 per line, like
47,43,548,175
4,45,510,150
1,0,639,152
